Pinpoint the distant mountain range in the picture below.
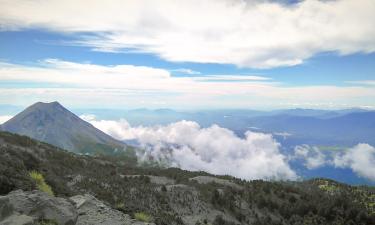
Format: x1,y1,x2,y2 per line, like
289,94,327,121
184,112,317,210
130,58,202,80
243,111,375,146
90,107,374,146
0,101,130,156
2,103,374,148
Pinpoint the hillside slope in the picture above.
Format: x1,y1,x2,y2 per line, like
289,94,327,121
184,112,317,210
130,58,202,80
0,131,373,225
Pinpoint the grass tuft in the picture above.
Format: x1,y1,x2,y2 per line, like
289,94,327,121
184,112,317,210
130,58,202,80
29,171,54,196
134,212,152,222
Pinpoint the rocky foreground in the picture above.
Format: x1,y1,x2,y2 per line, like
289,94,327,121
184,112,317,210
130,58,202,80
0,190,153,225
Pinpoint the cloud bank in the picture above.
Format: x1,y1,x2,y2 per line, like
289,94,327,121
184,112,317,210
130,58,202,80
82,115,375,181
81,115,297,180
1,0,375,68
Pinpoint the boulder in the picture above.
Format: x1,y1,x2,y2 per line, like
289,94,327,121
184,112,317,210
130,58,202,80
0,190,77,225
0,190,154,225
0,213,34,225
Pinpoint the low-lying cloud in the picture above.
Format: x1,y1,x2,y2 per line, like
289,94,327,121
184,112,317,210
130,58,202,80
81,115,297,180
333,144,375,181
293,144,375,181
293,145,327,169
82,115,375,181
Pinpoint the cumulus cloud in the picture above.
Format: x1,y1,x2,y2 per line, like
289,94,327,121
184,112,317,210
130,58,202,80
81,115,375,181
333,144,375,181
0,115,12,124
293,145,327,169
81,115,297,180
1,0,374,68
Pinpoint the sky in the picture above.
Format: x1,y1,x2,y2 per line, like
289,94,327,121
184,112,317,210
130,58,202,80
0,0,375,110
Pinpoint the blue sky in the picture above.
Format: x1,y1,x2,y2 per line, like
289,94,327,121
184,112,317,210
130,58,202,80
0,0,374,110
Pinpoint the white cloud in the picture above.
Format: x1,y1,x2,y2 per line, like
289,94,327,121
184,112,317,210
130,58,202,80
80,115,375,181
293,145,327,169
1,0,374,68
172,68,201,75
0,59,271,95
79,114,97,122
333,144,375,181
193,75,272,82
1,59,375,109
0,115,12,124
292,143,375,181
346,80,375,86
81,115,297,180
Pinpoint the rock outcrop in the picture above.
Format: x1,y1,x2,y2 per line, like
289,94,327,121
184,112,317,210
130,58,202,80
0,190,153,225
0,190,77,225
70,194,153,225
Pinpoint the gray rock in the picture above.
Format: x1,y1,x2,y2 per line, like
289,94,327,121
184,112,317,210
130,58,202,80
0,190,77,225
0,190,154,225
0,197,13,220
70,194,153,225
0,213,34,225
189,176,243,190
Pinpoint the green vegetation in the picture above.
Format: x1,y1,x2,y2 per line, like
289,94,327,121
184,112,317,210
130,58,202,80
72,135,138,167
317,179,339,193
29,171,54,196
115,202,125,209
134,212,152,222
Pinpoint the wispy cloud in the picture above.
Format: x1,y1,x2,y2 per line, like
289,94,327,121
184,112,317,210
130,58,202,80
171,68,201,75
0,59,375,109
192,75,272,82
1,0,374,68
346,80,375,86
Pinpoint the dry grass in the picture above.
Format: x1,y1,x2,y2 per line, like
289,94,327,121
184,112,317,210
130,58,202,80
29,171,54,196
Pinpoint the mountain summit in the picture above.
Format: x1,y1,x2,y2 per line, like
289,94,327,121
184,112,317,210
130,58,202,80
1,101,126,154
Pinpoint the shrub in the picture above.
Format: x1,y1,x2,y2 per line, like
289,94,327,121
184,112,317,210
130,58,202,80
29,171,54,196
134,212,152,222
115,202,125,209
